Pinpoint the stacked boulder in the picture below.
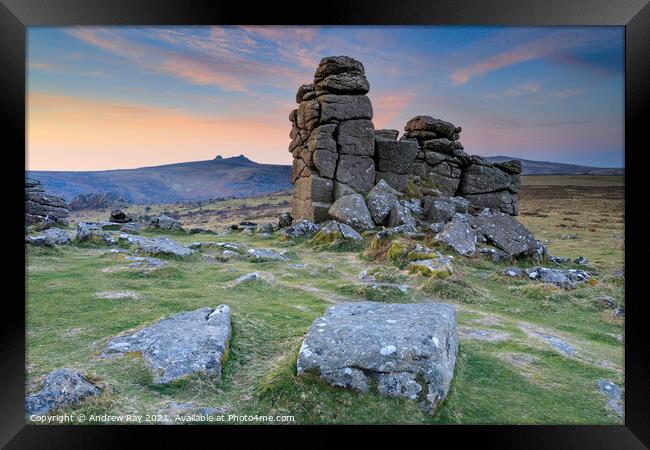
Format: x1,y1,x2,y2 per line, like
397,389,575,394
374,129,419,193
403,116,521,215
289,56,375,222
25,178,70,226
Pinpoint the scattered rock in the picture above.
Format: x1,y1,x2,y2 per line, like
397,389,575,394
328,194,375,231
530,332,576,357
150,214,182,231
365,180,400,225
435,214,476,255
596,380,624,417
95,291,142,300
524,267,591,288
474,209,536,258
279,212,294,228
428,222,445,233
232,272,263,285
104,306,232,384
386,202,416,228
25,368,101,416
401,198,424,215
459,328,510,343
408,257,454,278
297,302,458,413
247,248,288,262
280,219,320,239
25,228,72,247
311,220,363,246
120,222,141,233
423,197,456,223
573,256,589,266
126,235,194,258
376,223,419,239
124,256,166,270
594,296,617,309
109,210,132,223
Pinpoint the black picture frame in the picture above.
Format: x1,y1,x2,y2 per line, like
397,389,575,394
2,0,648,447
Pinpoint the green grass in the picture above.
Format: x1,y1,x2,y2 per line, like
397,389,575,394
26,176,624,425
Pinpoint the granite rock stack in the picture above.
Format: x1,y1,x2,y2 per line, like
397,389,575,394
288,56,522,222
289,56,375,222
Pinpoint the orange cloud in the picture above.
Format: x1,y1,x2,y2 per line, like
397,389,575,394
27,93,292,171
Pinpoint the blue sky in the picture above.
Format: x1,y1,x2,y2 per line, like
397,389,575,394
27,26,624,170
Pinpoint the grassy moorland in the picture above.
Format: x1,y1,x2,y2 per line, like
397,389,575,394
25,175,624,424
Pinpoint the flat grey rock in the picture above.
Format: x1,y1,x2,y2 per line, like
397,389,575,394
524,267,590,288
124,235,194,258
297,302,458,412
105,306,231,384
95,291,142,300
26,227,72,247
596,380,623,416
26,368,101,416
247,248,288,261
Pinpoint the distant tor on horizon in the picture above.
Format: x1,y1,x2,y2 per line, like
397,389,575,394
27,154,623,205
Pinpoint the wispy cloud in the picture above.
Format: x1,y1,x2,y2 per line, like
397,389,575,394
450,28,621,86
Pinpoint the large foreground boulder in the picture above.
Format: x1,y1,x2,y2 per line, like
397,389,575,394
26,368,101,416
474,209,536,258
104,306,231,384
297,302,458,413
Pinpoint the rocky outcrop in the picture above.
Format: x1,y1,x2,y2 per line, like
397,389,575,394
104,306,231,384
25,178,70,226
287,56,522,226
297,302,458,413
69,192,130,211
289,56,375,221
149,213,182,231
404,116,520,215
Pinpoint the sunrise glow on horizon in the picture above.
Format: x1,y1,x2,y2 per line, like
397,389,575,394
27,26,624,171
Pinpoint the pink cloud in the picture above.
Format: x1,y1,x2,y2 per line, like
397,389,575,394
450,29,617,86
370,91,418,130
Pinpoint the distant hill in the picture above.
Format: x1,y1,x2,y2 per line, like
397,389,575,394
485,156,624,176
28,155,292,204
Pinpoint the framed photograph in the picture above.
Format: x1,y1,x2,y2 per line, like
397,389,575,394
3,0,648,447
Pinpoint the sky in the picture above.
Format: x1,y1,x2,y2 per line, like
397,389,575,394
27,26,624,171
